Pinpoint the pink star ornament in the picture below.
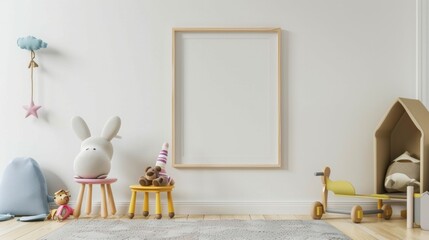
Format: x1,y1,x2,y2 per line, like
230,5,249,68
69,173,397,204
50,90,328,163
23,101,41,118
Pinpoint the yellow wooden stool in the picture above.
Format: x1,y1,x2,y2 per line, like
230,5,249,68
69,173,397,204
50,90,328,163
128,185,175,219
73,178,117,219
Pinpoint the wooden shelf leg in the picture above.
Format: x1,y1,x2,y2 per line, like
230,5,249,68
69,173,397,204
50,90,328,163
407,185,414,228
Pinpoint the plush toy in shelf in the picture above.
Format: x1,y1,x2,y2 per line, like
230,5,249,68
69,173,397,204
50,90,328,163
384,151,420,193
72,116,121,179
46,189,73,221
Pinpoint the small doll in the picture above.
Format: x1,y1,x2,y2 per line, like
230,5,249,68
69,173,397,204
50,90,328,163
47,189,74,221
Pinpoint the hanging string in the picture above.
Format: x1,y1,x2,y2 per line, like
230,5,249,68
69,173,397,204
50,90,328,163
28,50,38,102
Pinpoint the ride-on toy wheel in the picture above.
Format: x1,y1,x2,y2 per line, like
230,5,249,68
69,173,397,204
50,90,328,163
351,205,363,223
381,204,392,220
311,201,324,220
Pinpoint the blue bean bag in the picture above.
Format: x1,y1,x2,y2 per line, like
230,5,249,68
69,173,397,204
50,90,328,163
0,157,53,221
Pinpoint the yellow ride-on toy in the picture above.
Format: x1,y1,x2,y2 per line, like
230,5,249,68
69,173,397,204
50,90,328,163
312,167,393,223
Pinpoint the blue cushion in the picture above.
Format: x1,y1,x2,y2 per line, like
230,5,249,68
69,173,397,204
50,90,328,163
0,214,14,221
17,213,48,222
0,158,51,216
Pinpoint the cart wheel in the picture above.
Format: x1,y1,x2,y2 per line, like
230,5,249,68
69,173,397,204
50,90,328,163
311,201,324,220
351,205,363,223
381,204,392,220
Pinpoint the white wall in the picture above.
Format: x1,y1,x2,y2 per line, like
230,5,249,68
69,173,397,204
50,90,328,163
0,0,416,214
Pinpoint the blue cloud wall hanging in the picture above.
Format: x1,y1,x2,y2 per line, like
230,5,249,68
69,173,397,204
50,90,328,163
17,36,48,118
17,36,47,51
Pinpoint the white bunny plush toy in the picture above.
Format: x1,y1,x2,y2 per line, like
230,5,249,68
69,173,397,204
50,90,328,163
72,116,121,179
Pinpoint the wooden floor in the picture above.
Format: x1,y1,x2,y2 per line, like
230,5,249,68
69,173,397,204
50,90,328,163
1,214,429,240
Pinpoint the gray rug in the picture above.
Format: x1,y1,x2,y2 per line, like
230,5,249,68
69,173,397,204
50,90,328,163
41,219,350,240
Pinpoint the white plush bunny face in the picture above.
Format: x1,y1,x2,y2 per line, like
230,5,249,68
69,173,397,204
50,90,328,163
81,136,113,159
72,116,121,179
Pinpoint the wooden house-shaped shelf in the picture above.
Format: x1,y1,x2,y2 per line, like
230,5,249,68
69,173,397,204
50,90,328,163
375,98,429,194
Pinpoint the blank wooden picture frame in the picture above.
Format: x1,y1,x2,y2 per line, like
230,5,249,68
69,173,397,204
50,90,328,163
172,28,282,168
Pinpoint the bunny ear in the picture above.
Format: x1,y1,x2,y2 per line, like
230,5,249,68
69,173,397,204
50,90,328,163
72,116,91,140
101,116,121,141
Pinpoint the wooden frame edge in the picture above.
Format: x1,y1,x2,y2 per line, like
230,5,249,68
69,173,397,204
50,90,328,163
172,27,282,168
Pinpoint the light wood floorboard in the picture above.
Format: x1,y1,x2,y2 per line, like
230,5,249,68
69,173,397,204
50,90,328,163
203,214,221,220
171,214,188,221
1,214,429,239
187,214,204,220
249,214,265,220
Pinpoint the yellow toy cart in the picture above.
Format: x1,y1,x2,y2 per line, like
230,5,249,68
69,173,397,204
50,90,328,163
312,167,397,223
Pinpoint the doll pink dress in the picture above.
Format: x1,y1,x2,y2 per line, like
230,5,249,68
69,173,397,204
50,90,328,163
56,205,74,220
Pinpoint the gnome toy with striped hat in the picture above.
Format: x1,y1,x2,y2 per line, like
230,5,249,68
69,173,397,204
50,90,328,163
153,142,175,186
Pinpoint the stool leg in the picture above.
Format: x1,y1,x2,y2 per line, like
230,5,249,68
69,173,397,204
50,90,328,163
155,192,162,219
143,192,149,217
167,191,175,218
86,184,92,215
106,184,116,215
128,190,137,219
74,184,85,218
100,184,108,218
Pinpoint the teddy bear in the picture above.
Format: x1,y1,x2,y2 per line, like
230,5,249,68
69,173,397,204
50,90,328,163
139,143,175,186
139,166,162,186
139,166,171,186
46,189,74,221
153,175,170,186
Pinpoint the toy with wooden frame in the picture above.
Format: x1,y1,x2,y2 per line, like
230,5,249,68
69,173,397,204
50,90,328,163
312,166,423,225
312,166,395,223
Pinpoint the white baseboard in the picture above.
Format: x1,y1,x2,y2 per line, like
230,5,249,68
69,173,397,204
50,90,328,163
58,200,405,216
